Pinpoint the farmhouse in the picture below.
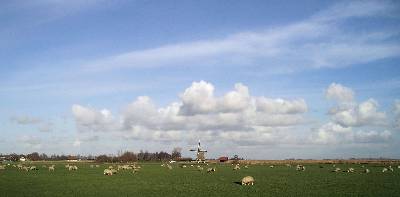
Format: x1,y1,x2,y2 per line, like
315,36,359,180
218,157,229,163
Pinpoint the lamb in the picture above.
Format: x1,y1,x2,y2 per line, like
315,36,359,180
30,166,38,171
65,164,70,169
388,166,394,172
48,165,55,171
296,165,306,171
397,165,400,169
269,165,274,168
347,168,355,173
68,165,78,171
244,165,249,169
207,168,216,173
104,169,113,175
233,165,240,170
382,167,388,173
241,176,255,185
181,165,187,168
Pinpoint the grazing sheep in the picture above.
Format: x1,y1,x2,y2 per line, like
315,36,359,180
190,165,194,167
241,176,255,185
69,165,78,171
233,165,240,170
0,165,5,170
269,165,274,168
332,168,341,172
388,166,394,172
161,164,165,167
48,166,55,171
108,166,114,170
104,169,113,175
30,166,38,171
382,168,388,173
207,168,216,173
244,165,249,169
364,169,370,173
296,165,306,171
181,165,187,168
65,164,70,168
167,164,173,170
397,165,400,169
347,168,355,173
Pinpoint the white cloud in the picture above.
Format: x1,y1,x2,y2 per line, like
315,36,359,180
394,100,400,129
179,81,217,115
84,1,400,72
256,98,307,114
72,81,309,144
326,83,354,103
72,104,117,132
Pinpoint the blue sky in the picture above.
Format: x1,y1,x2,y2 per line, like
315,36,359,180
1,0,400,159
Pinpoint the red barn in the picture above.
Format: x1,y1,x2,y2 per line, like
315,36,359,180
218,157,229,162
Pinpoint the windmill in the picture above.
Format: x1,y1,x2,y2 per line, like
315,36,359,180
190,140,207,163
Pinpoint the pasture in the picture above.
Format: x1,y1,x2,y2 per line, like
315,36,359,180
1,162,399,197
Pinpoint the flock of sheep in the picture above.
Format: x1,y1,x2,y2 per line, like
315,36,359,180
1,162,399,186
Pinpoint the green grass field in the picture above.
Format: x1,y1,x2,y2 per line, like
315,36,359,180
1,162,399,197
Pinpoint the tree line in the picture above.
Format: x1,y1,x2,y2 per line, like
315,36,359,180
0,147,187,163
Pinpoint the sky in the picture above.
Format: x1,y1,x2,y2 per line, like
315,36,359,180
1,0,400,159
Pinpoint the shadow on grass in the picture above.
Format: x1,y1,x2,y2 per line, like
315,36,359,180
233,181,242,185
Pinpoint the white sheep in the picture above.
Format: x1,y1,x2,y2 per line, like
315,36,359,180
0,165,5,170
30,166,38,171
364,169,370,173
388,166,394,172
68,165,78,171
167,164,173,170
48,165,55,171
207,167,216,173
269,165,274,168
332,168,341,172
104,169,113,175
244,165,249,169
241,176,255,185
296,165,306,171
347,168,355,173
382,167,388,173
233,165,240,170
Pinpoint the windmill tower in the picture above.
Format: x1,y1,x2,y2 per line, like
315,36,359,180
190,140,207,163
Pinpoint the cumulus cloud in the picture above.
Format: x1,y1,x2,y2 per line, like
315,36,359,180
325,83,387,127
325,83,354,103
311,83,391,144
72,81,308,144
312,122,391,144
72,104,118,132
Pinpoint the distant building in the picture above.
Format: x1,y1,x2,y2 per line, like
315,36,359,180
218,156,229,162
